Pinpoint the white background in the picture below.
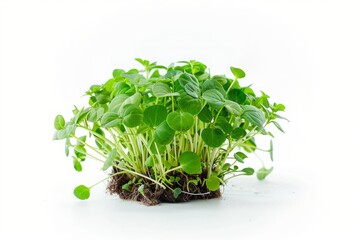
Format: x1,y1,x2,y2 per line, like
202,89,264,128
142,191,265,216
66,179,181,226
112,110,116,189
1,0,359,239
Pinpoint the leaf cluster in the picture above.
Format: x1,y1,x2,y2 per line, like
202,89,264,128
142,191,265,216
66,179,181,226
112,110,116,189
54,59,287,200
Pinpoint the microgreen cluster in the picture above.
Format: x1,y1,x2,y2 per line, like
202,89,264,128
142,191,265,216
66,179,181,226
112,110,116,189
53,59,286,202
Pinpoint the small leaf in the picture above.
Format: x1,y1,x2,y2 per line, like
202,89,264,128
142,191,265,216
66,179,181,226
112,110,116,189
197,106,212,123
228,89,246,105
138,185,145,196
178,92,202,115
257,167,273,180
224,100,242,116
143,105,167,127
234,152,248,163
166,111,194,132
121,104,143,128
272,121,285,133
65,138,71,156
154,121,175,145
215,116,232,134
179,151,202,175
206,175,220,191
202,89,225,109
202,79,226,97
54,115,65,130
73,185,90,200
230,66,246,79
101,112,121,128
102,148,116,171
201,127,227,148
152,82,179,97
73,157,82,172
231,127,246,140
173,188,182,199
242,105,266,129
184,82,199,98
241,167,254,175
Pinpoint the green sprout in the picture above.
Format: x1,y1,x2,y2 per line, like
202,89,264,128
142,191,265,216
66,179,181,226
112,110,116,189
53,59,287,205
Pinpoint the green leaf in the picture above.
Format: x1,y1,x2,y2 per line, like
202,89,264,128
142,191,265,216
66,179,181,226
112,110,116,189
101,112,121,128
177,73,199,88
231,127,246,140
87,108,104,122
113,69,125,77
228,89,246,105
201,127,227,148
242,105,265,129
224,100,242,116
179,151,202,174
178,92,203,115
184,82,200,98
65,138,71,156
73,185,90,200
234,152,247,163
273,103,286,112
145,156,154,167
152,82,179,97
118,92,142,114
230,66,246,79
54,115,65,130
154,121,175,145
212,75,228,85
202,79,226,97
121,104,143,128
241,167,255,175
257,167,273,180
73,157,82,172
206,175,220,191
102,148,116,171
272,121,285,133
202,89,225,109
166,111,194,132
74,145,86,161
108,94,129,113
138,185,145,196
143,105,168,127
197,106,212,123
173,188,182,199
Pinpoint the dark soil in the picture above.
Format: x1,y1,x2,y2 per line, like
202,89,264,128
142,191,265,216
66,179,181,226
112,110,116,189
107,169,221,206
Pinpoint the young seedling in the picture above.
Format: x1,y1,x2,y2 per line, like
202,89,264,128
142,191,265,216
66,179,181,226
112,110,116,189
53,59,287,205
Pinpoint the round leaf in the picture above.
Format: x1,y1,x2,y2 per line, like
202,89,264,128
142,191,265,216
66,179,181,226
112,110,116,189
234,152,248,163
54,115,65,130
152,82,179,97
257,167,273,180
143,105,167,127
230,66,246,79
154,121,175,145
178,91,203,115
179,151,202,175
122,104,143,128
201,127,227,148
228,89,246,105
197,106,212,123
206,175,220,191
202,79,226,97
242,105,266,129
202,89,225,109
73,185,90,200
224,100,242,116
231,127,246,140
166,111,194,132
101,112,121,128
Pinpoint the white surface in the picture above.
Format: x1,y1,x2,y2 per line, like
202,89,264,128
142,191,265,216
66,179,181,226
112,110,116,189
1,0,359,239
